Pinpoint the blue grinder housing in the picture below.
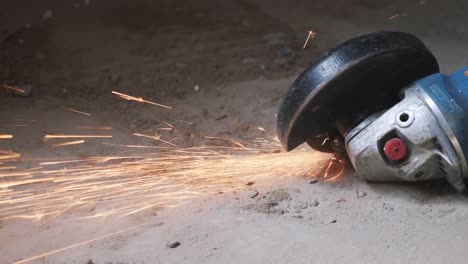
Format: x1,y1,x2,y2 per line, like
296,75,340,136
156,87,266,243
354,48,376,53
417,66,468,177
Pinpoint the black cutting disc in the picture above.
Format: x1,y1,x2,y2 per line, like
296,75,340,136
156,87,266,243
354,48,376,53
277,31,439,152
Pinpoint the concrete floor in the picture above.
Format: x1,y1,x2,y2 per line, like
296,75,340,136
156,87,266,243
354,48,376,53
1,1,468,263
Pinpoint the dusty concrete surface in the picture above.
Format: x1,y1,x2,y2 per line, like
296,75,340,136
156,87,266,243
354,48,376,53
1,0,468,263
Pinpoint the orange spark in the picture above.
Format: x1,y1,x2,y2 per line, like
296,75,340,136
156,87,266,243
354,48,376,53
44,134,112,140
133,133,177,147
79,126,113,130
465,70,468,77
175,119,193,125
388,14,400,20
112,91,172,109
0,166,16,170
61,107,91,116
3,84,25,93
0,177,56,188
303,30,317,49
204,136,246,149
0,150,21,160
161,121,174,127
323,157,345,182
52,140,85,147
0,134,13,139
321,137,330,146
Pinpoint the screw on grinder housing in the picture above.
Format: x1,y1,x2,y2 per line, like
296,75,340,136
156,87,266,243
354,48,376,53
277,31,468,191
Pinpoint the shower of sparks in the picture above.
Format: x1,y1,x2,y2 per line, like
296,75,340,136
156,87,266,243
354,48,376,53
3,84,25,93
44,134,112,140
79,126,112,130
61,107,91,116
0,138,334,221
112,91,173,110
0,134,13,139
303,30,317,49
52,140,85,147
388,14,400,20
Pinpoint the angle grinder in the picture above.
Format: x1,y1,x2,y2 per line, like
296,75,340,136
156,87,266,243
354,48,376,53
277,31,468,191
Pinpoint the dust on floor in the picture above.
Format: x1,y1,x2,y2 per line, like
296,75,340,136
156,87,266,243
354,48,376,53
1,0,468,263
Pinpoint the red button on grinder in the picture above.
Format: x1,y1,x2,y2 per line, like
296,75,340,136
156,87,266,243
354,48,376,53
384,138,407,161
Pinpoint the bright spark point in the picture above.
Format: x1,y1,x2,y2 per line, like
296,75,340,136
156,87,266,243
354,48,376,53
0,134,13,139
258,126,266,132
61,107,91,116
388,14,400,20
52,140,85,147
303,30,317,49
112,91,173,109
3,84,25,93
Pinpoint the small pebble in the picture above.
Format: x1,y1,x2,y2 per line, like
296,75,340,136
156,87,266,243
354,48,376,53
249,190,259,198
294,201,308,210
167,241,181,248
310,200,320,207
154,221,164,227
330,219,337,224
309,179,319,184
358,192,367,198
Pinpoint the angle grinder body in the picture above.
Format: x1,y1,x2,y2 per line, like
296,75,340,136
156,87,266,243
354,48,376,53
277,31,468,191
